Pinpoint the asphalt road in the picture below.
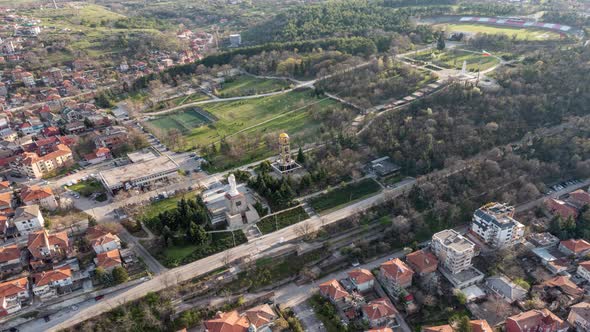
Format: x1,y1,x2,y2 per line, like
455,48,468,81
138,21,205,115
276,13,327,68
47,180,415,331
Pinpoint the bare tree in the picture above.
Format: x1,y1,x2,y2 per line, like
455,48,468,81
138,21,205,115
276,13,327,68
221,250,233,268
294,221,314,241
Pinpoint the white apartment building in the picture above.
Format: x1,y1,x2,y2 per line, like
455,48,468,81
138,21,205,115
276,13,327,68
471,202,525,248
432,229,476,274
11,205,44,236
577,262,590,283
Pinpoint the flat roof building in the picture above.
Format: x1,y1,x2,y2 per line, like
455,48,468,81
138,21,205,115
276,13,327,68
432,229,476,275
471,202,525,248
98,153,179,194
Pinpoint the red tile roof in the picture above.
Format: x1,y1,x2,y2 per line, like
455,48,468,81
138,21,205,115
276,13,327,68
319,279,349,301
20,185,53,203
204,310,250,332
569,189,590,206
362,298,398,321
91,233,119,247
243,304,277,328
33,266,72,287
560,239,590,254
506,309,568,332
380,258,414,282
0,244,20,263
541,276,584,297
406,249,438,274
424,320,493,332
0,277,28,298
96,249,121,269
347,268,375,285
545,198,578,219
27,230,69,260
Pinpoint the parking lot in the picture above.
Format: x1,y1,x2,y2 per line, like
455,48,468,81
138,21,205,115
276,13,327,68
292,302,325,332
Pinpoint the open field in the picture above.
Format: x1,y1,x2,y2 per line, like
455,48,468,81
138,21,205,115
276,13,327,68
152,90,347,151
216,76,291,98
146,93,210,113
408,49,502,71
148,108,213,134
155,230,247,267
309,178,382,213
257,206,309,234
138,191,197,223
434,23,562,40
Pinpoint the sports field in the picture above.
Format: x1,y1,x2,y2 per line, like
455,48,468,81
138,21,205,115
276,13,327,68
184,90,341,148
409,49,502,71
435,23,562,40
148,108,213,134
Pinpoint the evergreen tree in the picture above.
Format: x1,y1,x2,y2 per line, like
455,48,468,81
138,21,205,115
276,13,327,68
112,266,129,284
437,32,446,50
296,147,306,164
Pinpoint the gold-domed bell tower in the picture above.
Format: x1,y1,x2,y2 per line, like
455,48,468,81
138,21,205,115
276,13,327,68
278,132,292,171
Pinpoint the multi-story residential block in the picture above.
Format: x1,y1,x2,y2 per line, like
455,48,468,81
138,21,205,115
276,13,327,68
380,258,414,293
431,229,476,274
471,202,525,248
568,302,590,332
11,205,44,236
0,277,29,317
13,144,73,179
505,309,569,332
20,185,58,210
32,266,73,299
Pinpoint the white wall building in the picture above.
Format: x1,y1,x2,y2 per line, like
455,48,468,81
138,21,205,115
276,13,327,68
432,229,476,274
471,202,525,248
11,205,44,236
577,262,590,283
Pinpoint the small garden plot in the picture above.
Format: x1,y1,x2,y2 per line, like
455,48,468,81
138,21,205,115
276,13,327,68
309,178,381,213
257,206,309,234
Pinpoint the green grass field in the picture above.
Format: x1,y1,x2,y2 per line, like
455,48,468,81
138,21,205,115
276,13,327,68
148,108,213,134
435,23,562,41
217,76,291,98
178,90,343,149
139,191,197,222
409,49,502,71
68,180,105,197
257,206,309,234
158,231,247,267
146,93,210,113
309,178,382,213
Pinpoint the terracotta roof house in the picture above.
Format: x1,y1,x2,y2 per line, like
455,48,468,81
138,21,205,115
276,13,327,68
27,229,69,268
568,301,590,332
380,258,414,292
423,320,493,332
84,147,111,164
203,310,250,332
0,181,10,192
545,198,579,220
347,268,375,292
91,232,121,254
20,185,58,210
538,276,584,298
32,266,73,298
367,328,393,332
577,261,590,282
12,205,44,236
0,277,29,317
243,304,278,328
506,309,569,332
406,249,438,275
0,191,12,210
362,298,398,328
0,244,21,271
86,226,109,241
319,279,350,305
559,239,590,257
94,249,122,272
569,189,590,208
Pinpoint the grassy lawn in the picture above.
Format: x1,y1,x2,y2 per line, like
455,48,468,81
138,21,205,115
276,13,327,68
309,178,382,213
435,23,562,40
216,76,291,98
150,90,346,157
145,93,210,113
157,230,247,268
148,108,214,134
409,49,502,71
257,206,309,234
67,180,106,197
138,191,197,223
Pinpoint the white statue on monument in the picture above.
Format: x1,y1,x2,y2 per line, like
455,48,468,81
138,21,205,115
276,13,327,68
461,60,467,75
228,173,239,196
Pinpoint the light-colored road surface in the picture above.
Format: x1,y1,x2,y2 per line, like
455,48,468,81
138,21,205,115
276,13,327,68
47,180,415,331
